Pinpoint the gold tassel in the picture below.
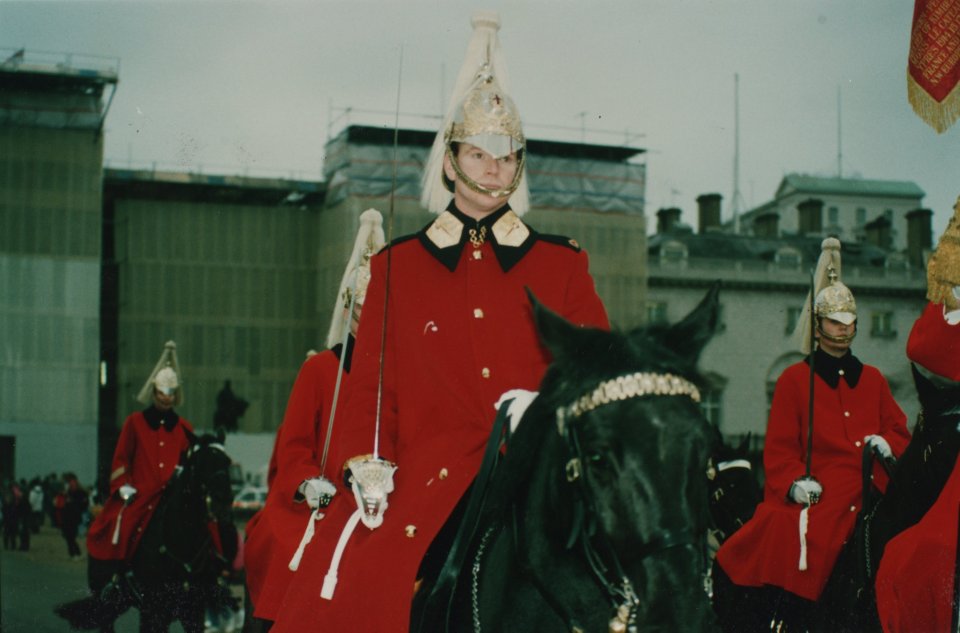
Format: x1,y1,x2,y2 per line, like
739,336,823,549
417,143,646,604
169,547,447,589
908,71,960,134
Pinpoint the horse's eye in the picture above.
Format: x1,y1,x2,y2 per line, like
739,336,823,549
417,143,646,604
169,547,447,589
586,453,613,474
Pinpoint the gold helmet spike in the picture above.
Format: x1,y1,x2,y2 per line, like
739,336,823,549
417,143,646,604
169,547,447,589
137,340,183,406
421,11,530,216
794,238,857,354
926,195,960,310
325,209,386,349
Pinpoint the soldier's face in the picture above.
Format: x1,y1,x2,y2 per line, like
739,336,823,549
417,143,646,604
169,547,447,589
817,317,856,357
444,144,518,220
153,387,176,411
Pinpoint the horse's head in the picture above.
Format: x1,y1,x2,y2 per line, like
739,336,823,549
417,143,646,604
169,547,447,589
181,428,235,525
707,433,760,544
512,284,722,632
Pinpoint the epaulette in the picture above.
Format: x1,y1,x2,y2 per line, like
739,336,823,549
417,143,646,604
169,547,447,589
536,233,582,252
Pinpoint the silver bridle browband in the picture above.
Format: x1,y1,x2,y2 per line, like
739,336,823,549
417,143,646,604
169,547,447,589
556,371,702,434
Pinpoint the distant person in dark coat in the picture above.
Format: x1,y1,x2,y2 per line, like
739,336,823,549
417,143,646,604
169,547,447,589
1,486,17,550
61,474,89,560
16,480,31,551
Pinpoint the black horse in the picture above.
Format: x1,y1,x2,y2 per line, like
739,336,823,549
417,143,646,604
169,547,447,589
56,430,237,633
706,433,761,548
413,286,723,633
819,363,960,632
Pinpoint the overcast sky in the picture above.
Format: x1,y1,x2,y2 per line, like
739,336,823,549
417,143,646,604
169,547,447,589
2,1,957,237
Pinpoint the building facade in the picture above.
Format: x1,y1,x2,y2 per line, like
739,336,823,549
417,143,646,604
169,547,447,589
0,50,117,485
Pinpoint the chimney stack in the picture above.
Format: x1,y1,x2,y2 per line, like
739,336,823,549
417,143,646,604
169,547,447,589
657,207,682,234
865,215,893,250
754,212,780,238
906,208,933,266
696,193,722,234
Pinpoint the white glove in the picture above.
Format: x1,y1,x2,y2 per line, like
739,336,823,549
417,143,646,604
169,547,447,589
789,478,823,505
494,389,539,433
864,434,893,459
298,477,337,510
118,484,137,503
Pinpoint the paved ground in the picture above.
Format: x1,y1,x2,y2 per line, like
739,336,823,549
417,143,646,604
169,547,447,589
0,524,207,632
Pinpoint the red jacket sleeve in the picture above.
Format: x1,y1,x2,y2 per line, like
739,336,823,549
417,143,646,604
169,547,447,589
109,415,138,494
271,353,338,501
331,251,397,475
560,249,609,330
762,369,808,501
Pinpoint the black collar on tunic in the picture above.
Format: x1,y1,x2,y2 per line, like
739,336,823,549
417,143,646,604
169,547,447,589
331,333,355,373
804,348,863,389
143,405,180,431
417,202,536,273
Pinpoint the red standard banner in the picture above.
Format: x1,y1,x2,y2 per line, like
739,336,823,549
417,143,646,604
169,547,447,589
908,0,960,133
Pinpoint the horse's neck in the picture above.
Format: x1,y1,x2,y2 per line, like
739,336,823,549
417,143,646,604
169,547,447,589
880,412,960,536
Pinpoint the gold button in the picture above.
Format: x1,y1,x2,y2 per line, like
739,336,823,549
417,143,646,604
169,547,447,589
137,527,142,532
855,440,862,447
472,250,482,260
844,411,850,417
159,441,165,447
439,468,448,480
838,369,845,376
159,462,164,468
405,525,417,538
148,504,153,510
849,505,857,512
481,367,490,378
473,308,484,319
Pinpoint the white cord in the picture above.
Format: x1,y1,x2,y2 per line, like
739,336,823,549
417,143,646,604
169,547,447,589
798,505,810,571
111,506,125,545
321,509,363,600
288,509,323,571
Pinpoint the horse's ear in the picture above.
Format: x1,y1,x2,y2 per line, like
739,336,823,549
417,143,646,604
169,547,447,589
526,287,584,362
184,427,198,446
215,427,226,444
663,281,720,364
736,433,752,456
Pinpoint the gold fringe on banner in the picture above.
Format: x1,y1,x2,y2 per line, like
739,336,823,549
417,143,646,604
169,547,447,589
908,71,960,134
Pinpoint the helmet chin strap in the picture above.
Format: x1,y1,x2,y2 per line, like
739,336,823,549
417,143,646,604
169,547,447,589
445,144,524,199
816,324,857,345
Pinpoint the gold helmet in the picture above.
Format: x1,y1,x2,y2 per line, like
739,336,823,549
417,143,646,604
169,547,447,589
421,11,530,216
926,195,960,311
795,238,857,354
137,340,183,406
325,209,386,349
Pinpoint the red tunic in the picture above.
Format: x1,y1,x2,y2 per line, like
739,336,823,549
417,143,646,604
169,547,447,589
244,348,346,621
716,354,910,600
86,410,194,561
875,453,960,633
272,206,608,633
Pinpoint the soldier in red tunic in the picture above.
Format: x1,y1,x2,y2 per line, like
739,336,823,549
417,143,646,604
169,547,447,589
87,341,195,564
271,12,608,633
244,209,384,630
714,238,911,632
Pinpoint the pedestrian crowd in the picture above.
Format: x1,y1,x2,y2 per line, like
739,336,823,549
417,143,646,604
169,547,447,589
0,472,92,560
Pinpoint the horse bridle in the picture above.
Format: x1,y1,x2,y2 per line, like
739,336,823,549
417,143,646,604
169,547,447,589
552,371,706,633
183,441,230,523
